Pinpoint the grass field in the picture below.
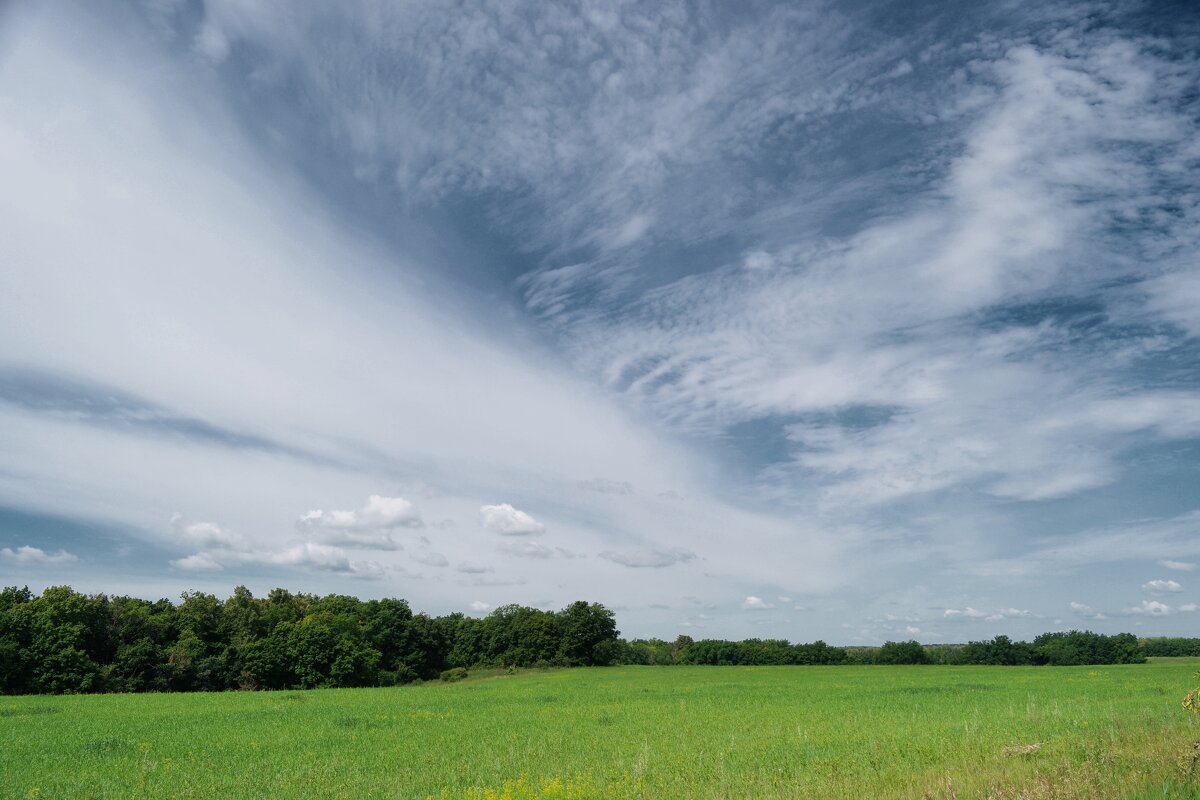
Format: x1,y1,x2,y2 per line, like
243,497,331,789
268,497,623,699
4,660,1200,799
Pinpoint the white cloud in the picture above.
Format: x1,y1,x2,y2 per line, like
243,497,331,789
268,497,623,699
600,548,696,569
169,553,222,571
905,625,921,635
943,606,1032,621
469,600,492,613
995,608,1032,619
479,504,545,536
1143,579,1183,594
1126,600,1171,616
742,596,775,610
2,1,1197,639
944,607,987,619
173,516,245,550
297,494,421,548
0,545,78,566
170,541,384,579
1160,560,1197,572
0,6,851,630
517,33,1200,514
1068,601,1107,620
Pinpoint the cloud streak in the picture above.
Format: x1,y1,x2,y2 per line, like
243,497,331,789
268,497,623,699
0,1,1197,641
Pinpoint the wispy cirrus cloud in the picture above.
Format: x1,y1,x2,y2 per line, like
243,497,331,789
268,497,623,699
2,0,1198,641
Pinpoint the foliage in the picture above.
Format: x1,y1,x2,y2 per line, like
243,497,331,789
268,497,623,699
0,584,1154,695
1143,637,1200,657
876,640,931,665
0,585,620,694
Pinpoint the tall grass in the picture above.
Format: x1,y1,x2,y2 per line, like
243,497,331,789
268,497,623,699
3,660,1198,799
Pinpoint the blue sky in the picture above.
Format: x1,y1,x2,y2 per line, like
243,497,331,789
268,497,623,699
1,0,1198,642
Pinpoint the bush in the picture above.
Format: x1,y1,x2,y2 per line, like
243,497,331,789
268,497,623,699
439,667,468,682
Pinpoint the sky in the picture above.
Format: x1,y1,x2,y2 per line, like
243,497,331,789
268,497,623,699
1,0,1198,644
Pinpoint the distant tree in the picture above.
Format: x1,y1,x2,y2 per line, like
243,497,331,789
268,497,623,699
1033,631,1144,666
558,601,619,666
671,635,694,663
876,640,929,665
1144,637,1200,657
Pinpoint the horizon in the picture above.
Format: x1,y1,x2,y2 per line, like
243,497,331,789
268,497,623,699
2,0,1199,647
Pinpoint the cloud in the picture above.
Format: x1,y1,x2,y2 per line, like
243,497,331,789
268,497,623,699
986,608,1033,621
457,562,494,575
261,543,385,579
410,550,449,568
0,545,78,566
1160,560,1197,572
172,515,245,550
469,600,491,613
297,495,421,548
479,504,545,536
1068,601,1108,620
3,0,1198,639
169,553,223,571
742,596,775,610
1126,599,1171,616
971,512,1200,578
905,625,921,635
943,606,1033,621
517,28,1200,514
497,540,578,560
600,548,696,569
171,541,384,579
577,478,634,495
1143,579,1183,594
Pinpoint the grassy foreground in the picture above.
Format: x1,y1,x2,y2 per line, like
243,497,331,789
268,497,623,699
3,661,1200,799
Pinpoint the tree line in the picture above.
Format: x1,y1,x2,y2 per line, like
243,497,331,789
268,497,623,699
625,631,1145,667
0,585,1163,695
0,585,618,694
1140,637,1200,657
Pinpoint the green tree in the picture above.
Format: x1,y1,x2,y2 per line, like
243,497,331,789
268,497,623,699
877,640,929,665
557,601,618,666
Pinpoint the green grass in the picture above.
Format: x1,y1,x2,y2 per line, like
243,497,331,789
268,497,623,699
4,661,1200,799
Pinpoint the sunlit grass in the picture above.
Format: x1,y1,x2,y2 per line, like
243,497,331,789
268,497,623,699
3,660,1199,799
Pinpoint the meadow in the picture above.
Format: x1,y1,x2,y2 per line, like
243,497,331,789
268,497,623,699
3,661,1199,800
